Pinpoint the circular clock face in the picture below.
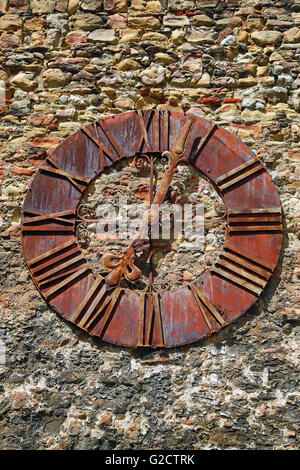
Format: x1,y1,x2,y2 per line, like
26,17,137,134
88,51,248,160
21,110,283,348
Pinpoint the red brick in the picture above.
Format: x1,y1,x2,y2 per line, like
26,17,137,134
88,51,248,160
223,97,242,103
11,167,35,176
197,97,221,106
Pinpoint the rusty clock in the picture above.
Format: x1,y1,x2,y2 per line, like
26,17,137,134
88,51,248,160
21,110,283,348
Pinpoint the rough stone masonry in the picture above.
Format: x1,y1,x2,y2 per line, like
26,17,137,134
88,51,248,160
0,0,299,450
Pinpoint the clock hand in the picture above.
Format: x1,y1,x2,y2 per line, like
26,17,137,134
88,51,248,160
102,117,196,289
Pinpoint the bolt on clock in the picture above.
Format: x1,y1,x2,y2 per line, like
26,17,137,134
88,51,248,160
21,110,283,348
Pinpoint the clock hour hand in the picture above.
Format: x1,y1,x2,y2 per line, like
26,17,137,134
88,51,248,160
102,117,196,289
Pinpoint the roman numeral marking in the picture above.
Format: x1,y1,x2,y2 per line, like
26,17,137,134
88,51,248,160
215,158,263,192
152,111,160,152
27,239,90,299
21,209,75,233
137,293,146,346
41,157,90,193
91,287,123,336
212,244,274,296
227,208,282,233
152,293,164,346
81,122,119,167
136,111,170,154
98,119,123,159
74,285,123,336
137,292,164,347
190,122,216,163
189,283,226,331
71,277,105,325
136,110,152,153
161,110,170,152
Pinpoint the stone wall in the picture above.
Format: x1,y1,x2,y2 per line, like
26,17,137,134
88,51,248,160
0,0,299,450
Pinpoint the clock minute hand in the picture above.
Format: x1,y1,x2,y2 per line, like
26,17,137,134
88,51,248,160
146,117,196,224
102,117,196,289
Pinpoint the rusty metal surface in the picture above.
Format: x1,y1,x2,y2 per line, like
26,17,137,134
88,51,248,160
21,110,283,349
